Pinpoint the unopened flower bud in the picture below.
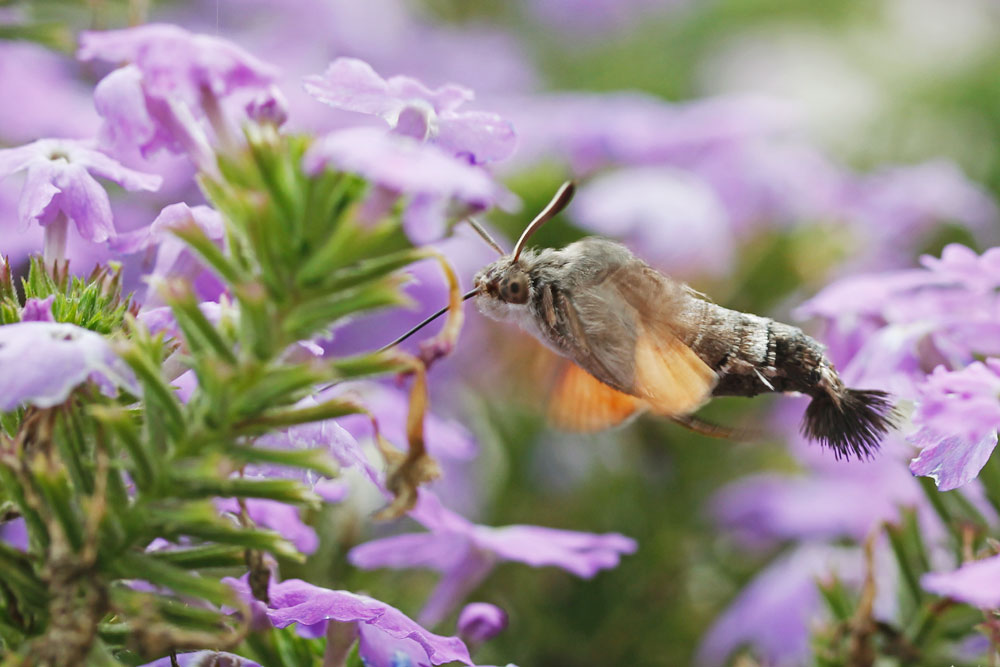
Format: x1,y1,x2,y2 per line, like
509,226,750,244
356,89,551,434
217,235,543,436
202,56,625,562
246,86,289,128
457,602,508,644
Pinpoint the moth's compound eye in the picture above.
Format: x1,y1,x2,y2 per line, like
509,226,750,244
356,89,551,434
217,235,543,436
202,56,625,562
500,275,529,304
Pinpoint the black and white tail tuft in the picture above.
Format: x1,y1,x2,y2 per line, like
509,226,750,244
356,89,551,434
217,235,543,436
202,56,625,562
802,389,898,460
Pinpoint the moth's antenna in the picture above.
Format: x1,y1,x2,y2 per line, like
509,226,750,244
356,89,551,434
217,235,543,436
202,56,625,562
378,288,480,351
512,181,576,261
465,218,506,256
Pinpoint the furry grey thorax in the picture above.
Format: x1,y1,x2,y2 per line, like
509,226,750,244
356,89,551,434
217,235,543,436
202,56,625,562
473,239,635,360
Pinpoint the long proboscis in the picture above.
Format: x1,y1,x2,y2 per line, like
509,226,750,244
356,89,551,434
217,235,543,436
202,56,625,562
379,288,480,351
512,181,576,261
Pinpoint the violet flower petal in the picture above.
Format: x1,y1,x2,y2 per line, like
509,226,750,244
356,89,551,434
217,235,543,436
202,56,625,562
908,427,999,491
921,243,1000,292
349,532,472,572
696,546,863,667
922,554,1000,608
1,139,162,192
137,302,223,342
0,138,161,241
0,518,28,552
0,322,137,411
914,360,1000,445
21,296,55,323
93,65,163,158
303,58,468,121
0,143,43,178
54,162,116,243
304,58,514,165
349,490,636,624
419,552,495,629
431,110,516,165
303,127,508,243
113,202,224,254
226,577,473,666
216,497,318,555
473,524,637,578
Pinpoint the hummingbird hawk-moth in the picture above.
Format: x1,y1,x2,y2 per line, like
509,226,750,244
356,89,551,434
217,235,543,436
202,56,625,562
391,182,897,459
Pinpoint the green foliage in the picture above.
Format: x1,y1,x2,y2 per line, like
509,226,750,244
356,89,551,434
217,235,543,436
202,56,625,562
0,258,133,331
0,128,442,665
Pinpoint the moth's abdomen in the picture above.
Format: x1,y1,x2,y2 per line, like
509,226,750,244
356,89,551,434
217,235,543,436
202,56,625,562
690,303,897,459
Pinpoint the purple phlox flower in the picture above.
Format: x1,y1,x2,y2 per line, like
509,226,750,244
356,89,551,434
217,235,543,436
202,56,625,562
79,23,278,109
348,490,636,626
0,138,161,261
0,321,138,411
572,166,733,276
216,496,317,555
304,57,516,165
908,360,1000,490
697,544,894,667
211,0,535,137
90,64,215,169
457,602,507,644
21,296,55,323
80,24,279,167
140,651,260,667
922,554,1000,608
303,127,513,244
795,245,1000,391
112,202,226,305
225,576,474,666
915,360,1000,445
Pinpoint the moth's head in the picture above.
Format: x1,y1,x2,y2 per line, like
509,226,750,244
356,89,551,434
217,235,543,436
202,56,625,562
468,181,574,322
474,257,532,306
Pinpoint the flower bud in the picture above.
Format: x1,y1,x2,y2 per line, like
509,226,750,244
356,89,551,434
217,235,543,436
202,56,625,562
246,85,289,128
457,602,508,644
